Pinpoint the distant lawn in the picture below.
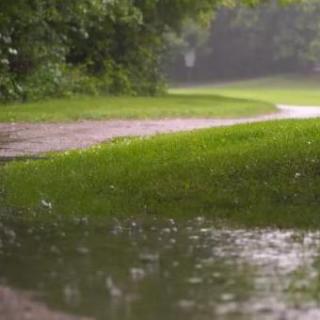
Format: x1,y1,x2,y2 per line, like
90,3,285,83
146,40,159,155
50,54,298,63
171,74,320,106
0,94,275,122
2,119,320,228
1,74,320,122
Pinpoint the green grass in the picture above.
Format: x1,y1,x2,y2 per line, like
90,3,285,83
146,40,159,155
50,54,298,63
0,94,274,122
2,74,320,227
1,74,320,123
172,74,320,106
2,119,320,228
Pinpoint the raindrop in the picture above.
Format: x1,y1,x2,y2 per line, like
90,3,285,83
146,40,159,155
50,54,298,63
162,228,171,234
5,229,16,243
76,246,89,255
187,277,203,285
41,199,52,210
50,245,60,254
63,284,80,306
130,268,146,281
195,217,205,224
221,293,235,302
105,277,122,298
177,300,196,310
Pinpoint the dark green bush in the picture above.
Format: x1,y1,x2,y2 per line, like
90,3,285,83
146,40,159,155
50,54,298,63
0,0,222,102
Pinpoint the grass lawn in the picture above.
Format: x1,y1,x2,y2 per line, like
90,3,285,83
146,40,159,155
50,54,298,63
0,94,274,122
2,74,319,122
172,74,320,106
2,119,320,228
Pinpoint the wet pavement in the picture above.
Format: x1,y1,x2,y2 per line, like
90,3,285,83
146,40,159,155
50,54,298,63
1,105,320,157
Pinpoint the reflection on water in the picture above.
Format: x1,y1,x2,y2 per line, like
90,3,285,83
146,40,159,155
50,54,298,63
1,215,320,320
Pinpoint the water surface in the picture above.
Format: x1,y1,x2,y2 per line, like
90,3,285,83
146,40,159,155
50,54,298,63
1,215,320,320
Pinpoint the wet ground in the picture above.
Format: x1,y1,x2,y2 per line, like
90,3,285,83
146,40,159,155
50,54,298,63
2,105,320,319
1,215,320,320
0,286,91,320
1,105,320,157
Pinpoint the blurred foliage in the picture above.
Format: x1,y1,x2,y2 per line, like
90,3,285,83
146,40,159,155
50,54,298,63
0,0,298,102
230,0,320,66
0,0,222,102
169,0,320,81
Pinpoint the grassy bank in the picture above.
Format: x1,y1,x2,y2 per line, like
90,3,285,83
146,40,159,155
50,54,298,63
2,119,320,228
0,94,274,122
1,74,320,123
172,75,320,106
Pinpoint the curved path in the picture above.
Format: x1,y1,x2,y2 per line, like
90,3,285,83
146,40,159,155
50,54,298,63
1,105,320,158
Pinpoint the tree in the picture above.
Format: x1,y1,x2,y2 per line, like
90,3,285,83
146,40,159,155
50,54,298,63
169,0,320,81
0,0,289,101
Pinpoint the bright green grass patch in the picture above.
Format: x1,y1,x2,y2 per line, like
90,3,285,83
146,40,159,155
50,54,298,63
2,119,320,228
0,94,274,122
171,74,320,106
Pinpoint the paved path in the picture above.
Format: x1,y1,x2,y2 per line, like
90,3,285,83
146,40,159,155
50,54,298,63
1,105,320,158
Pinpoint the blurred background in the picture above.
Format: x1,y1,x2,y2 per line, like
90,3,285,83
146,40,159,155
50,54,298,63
167,0,320,83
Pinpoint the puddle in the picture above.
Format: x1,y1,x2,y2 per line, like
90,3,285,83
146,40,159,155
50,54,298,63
0,215,320,320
